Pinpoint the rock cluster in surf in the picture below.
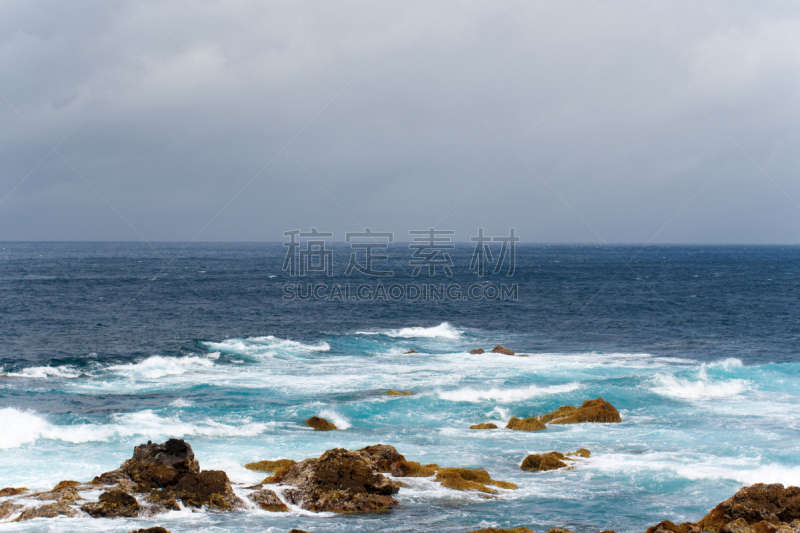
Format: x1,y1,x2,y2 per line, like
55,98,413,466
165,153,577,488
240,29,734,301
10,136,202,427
520,449,591,472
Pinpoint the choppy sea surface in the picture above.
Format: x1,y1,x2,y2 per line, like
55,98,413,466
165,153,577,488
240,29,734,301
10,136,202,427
1,243,798,533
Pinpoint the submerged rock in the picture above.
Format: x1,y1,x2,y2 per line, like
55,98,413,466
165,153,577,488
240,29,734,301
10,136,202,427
274,448,399,512
470,349,485,354
491,345,515,355
506,417,546,431
0,501,22,520
245,459,296,473
81,489,140,518
567,448,591,458
305,416,338,431
15,500,78,520
434,468,517,493
520,452,569,472
470,423,498,429
404,350,418,354
386,390,413,396
248,488,289,512
544,398,621,424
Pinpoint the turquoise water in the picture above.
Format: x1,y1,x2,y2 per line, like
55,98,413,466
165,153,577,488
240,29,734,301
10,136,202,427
1,244,799,532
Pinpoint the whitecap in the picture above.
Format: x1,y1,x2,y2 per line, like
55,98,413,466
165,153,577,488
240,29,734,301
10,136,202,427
356,322,463,339
106,355,214,380
2,365,82,379
437,382,581,403
649,372,748,400
318,409,352,429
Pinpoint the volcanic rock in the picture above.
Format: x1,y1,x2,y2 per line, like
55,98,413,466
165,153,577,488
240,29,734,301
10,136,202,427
171,470,243,510
506,417,546,431
81,489,140,518
248,488,289,512
305,416,337,431
491,345,515,355
698,483,800,531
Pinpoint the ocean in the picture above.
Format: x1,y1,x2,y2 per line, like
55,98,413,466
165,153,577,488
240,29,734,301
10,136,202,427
1,242,798,533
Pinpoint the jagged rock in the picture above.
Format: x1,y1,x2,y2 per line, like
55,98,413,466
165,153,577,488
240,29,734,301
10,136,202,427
0,487,27,497
144,488,180,513
698,484,800,531
0,501,22,520
93,438,201,491
33,487,81,502
468,529,535,533
245,459,296,472
470,349,485,354
720,519,757,533
544,398,621,424
52,480,81,491
471,423,499,429
392,460,437,477
355,444,437,478
81,489,140,518
506,417,546,431
434,468,517,493
305,416,337,431
171,470,243,510
248,488,289,511
387,389,413,395
491,345,515,355
275,448,399,512
15,499,78,520
520,452,568,472
129,528,173,533
404,350,418,354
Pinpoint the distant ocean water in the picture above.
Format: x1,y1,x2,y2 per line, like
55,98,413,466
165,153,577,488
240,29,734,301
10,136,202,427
0,242,798,533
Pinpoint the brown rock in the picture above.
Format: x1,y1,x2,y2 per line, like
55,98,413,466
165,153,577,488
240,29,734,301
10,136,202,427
386,390,413,396
470,423,499,429
171,470,244,510
33,487,82,502
0,487,27,497
470,349,485,354
545,398,621,424
289,530,312,533
435,468,517,493
645,520,700,533
699,484,800,531
245,459,296,473
102,438,200,491
248,488,289,512
539,405,576,423
567,448,591,458
15,500,78,520
506,417,546,431
404,350,418,354
721,518,757,533
0,501,22,520
305,416,337,431
358,444,407,473
52,480,81,491
491,345,515,355
277,448,399,512
129,528,173,533
390,460,436,477
545,529,575,533
146,488,181,512
520,452,568,472
81,489,140,518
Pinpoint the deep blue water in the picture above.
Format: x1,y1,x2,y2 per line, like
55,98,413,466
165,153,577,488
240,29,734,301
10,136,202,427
0,243,798,533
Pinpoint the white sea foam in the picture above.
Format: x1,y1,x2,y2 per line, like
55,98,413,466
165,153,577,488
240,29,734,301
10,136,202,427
0,407,269,449
704,358,745,370
437,382,581,403
649,372,748,400
318,409,352,429
169,398,193,408
203,336,330,357
2,365,82,379
357,322,463,339
107,355,214,380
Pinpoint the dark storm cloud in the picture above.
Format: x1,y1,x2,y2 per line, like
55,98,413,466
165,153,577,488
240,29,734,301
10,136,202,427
0,0,798,242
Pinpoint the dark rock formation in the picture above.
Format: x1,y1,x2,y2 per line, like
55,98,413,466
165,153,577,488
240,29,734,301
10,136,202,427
305,416,337,431
506,416,546,431
33,487,81,502
386,390,413,395
248,488,289,511
14,500,78,520
470,349,485,354
434,468,517,493
81,489,140,518
645,521,701,533
245,459,296,472
289,530,312,533
129,528,173,533
520,452,569,472
273,448,399,512
172,470,242,510
491,345,515,355
470,423,498,429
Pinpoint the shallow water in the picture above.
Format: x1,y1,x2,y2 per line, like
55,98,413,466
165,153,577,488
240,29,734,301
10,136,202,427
1,243,798,532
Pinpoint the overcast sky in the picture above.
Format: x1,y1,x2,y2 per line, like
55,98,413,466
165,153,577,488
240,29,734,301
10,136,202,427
0,0,798,243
